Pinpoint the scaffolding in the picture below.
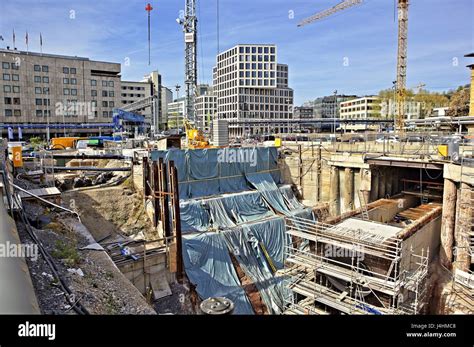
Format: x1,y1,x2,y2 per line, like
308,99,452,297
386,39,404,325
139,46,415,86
282,215,429,315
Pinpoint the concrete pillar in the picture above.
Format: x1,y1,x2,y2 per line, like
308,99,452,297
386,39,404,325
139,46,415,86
386,169,393,197
440,179,456,269
371,169,379,202
329,166,340,216
392,168,400,195
454,183,472,271
343,168,354,212
378,168,386,199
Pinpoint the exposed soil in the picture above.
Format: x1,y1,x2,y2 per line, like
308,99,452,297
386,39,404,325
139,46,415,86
63,184,158,242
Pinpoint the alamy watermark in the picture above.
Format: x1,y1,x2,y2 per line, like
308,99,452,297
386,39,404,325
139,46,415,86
0,241,38,261
55,101,96,119
217,148,257,167
323,244,365,261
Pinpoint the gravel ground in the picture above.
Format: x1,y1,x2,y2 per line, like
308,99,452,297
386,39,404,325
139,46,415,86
17,200,156,315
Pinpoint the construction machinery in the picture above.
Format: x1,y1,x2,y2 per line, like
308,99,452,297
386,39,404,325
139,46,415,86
298,0,410,132
183,119,211,149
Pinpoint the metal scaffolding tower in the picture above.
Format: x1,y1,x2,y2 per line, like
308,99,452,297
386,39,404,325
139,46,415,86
282,216,429,315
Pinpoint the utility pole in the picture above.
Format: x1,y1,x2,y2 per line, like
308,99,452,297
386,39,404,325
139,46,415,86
333,90,338,137
145,3,153,66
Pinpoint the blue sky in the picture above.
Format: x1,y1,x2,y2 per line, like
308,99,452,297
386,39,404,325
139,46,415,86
1,0,473,104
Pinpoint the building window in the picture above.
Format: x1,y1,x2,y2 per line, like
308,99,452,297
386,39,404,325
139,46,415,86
12,86,19,93
91,79,97,86
42,65,49,72
4,97,12,104
102,90,108,97
13,97,20,105
108,81,114,87
3,85,11,93
102,101,108,107
91,100,97,107
102,111,108,117
63,78,69,84
109,101,114,107
12,74,19,81
35,87,42,94
71,89,77,96
3,73,10,81
43,87,50,94
109,91,115,97
36,110,43,117
70,78,77,85
64,88,70,95
2,62,10,69
34,76,41,82
102,80,107,87
35,98,42,105
91,90,97,97
63,67,69,74
43,76,49,83
33,64,41,71
11,63,19,70
13,110,21,117
70,68,76,74
5,109,12,117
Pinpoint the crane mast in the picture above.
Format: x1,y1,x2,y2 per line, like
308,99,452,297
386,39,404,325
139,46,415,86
396,0,409,132
298,0,410,132
182,0,198,123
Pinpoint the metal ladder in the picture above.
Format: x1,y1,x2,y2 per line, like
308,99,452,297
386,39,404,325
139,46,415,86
358,190,369,220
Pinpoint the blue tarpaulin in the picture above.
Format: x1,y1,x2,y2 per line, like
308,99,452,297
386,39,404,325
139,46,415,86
182,232,254,314
150,147,281,199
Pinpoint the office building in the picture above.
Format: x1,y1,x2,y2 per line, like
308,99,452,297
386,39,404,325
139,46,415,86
0,48,120,137
195,89,217,133
212,44,294,137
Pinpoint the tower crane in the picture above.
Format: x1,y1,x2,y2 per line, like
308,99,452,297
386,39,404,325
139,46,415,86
298,0,409,132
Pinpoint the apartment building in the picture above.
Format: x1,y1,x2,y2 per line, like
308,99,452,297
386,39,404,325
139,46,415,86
121,80,152,121
212,44,294,137
0,48,121,137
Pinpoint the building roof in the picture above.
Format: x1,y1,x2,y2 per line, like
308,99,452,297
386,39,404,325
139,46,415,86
0,48,119,65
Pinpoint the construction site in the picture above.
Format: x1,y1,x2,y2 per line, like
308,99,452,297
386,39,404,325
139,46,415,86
0,0,473,319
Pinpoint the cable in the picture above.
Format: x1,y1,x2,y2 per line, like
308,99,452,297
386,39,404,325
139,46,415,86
13,193,89,315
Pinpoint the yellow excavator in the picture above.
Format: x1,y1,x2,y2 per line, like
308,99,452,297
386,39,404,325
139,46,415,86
183,118,211,149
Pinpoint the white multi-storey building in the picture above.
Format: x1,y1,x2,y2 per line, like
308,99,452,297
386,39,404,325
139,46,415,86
340,96,381,120
167,98,186,130
213,44,294,137
195,89,217,134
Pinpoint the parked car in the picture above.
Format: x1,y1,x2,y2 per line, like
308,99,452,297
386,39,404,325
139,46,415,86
376,136,399,143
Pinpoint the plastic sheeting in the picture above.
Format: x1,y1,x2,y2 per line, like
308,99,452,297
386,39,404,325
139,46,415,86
150,147,281,199
221,217,291,314
182,232,254,314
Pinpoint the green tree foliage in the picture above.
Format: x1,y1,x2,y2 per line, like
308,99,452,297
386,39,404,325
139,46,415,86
446,86,470,117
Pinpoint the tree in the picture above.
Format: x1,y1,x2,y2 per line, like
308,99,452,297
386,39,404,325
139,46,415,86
446,86,470,117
